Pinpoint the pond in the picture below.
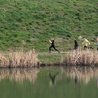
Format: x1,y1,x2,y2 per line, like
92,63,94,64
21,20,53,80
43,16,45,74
0,66,98,98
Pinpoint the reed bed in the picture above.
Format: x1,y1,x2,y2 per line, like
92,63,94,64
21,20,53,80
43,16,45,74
62,50,98,66
0,49,40,68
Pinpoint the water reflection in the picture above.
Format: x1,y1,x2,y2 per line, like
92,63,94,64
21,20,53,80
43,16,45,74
49,72,59,87
0,68,39,83
0,66,98,85
61,66,97,84
0,67,98,98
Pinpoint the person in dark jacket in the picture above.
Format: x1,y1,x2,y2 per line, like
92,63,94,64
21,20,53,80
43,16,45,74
74,38,79,50
96,37,98,50
49,38,60,53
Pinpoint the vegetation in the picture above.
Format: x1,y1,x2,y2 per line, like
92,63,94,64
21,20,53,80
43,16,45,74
0,49,98,67
0,49,39,67
0,0,98,65
62,50,98,66
0,0,98,52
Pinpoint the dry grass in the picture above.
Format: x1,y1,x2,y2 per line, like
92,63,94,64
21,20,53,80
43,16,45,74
62,50,98,66
0,49,40,68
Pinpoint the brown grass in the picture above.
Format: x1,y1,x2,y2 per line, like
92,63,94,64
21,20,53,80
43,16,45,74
0,49,40,68
62,50,98,66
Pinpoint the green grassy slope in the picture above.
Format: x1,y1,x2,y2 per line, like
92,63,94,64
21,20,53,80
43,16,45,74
0,0,98,51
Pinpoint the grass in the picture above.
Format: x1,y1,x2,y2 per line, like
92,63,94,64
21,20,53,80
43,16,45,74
0,48,97,67
38,52,63,64
0,0,98,66
0,0,97,52
0,49,98,67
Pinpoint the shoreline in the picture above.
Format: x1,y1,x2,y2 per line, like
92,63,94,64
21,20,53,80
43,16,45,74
0,50,97,68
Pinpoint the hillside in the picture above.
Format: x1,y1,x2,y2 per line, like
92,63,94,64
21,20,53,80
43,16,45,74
0,0,98,52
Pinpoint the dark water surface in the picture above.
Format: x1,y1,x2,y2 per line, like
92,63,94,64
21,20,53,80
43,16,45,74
0,67,98,98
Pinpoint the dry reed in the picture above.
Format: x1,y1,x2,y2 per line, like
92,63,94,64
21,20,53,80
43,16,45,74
0,49,40,68
62,50,98,66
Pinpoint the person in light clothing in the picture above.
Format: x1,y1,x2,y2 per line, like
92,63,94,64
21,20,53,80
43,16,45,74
82,38,90,50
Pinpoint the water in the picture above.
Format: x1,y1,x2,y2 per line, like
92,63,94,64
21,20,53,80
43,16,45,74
0,67,98,98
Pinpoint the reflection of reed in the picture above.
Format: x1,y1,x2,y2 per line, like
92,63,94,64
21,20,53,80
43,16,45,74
0,68,39,83
61,67,98,84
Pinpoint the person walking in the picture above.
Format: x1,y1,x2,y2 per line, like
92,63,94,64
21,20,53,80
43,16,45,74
82,38,90,50
74,38,79,50
49,38,60,53
96,37,98,50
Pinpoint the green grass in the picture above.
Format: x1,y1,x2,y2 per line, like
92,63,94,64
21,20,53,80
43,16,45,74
0,0,98,52
38,53,62,64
